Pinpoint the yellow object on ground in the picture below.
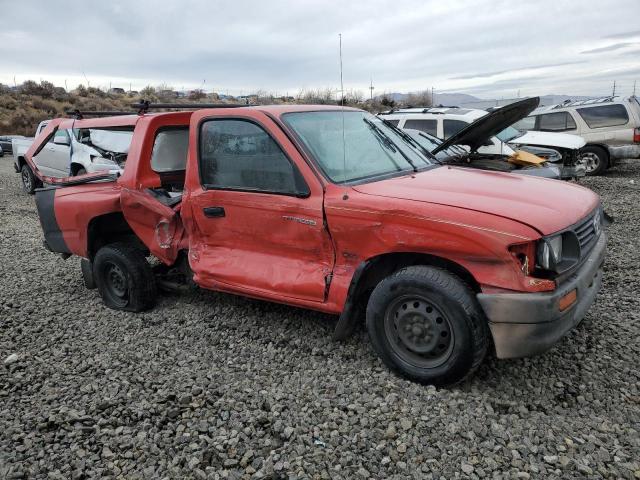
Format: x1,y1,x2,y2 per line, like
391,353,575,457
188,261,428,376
508,150,546,167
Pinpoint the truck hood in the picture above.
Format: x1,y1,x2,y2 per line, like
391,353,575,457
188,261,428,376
509,130,586,150
353,166,599,235
433,97,540,154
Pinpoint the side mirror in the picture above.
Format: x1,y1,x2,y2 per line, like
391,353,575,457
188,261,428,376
53,135,70,146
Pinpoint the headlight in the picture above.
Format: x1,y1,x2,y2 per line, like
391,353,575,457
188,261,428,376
536,232,580,273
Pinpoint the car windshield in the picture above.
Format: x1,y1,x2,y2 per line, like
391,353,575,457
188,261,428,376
282,111,433,183
496,126,523,142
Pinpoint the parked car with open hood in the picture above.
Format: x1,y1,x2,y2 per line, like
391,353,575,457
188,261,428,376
23,103,608,386
512,95,640,175
400,127,562,179
379,98,586,179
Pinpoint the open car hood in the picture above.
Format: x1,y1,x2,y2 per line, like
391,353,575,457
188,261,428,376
432,97,540,154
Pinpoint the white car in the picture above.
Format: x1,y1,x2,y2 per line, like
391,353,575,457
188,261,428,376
513,96,640,175
379,105,586,178
14,120,132,194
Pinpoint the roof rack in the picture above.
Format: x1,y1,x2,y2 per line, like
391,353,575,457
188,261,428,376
551,96,617,109
65,100,253,119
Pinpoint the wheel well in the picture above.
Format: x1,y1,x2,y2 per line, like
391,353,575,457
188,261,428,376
333,252,480,340
356,252,480,298
17,156,26,167
86,212,146,260
584,144,610,159
70,163,84,175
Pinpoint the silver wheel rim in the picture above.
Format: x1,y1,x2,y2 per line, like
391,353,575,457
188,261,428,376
21,168,32,191
580,152,600,173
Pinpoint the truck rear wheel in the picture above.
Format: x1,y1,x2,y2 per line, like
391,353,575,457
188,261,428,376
81,258,96,289
366,266,488,386
93,243,156,312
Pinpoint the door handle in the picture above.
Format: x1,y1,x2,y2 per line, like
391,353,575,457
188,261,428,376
203,206,225,218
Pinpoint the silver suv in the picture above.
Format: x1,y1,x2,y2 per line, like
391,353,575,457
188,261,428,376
513,96,640,175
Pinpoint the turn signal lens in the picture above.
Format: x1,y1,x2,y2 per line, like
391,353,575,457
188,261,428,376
559,289,577,312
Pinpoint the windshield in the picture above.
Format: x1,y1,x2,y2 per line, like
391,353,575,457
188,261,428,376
404,129,467,161
496,126,523,142
282,111,433,183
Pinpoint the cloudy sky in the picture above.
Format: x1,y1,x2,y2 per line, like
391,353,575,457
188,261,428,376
1,0,639,99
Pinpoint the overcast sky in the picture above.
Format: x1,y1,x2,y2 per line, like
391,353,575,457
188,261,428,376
1,0,639,99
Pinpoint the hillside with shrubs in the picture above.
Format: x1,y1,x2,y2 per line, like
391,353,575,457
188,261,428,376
0,80,431,136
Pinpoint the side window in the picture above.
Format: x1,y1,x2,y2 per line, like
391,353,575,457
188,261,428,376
199,119,309,196
512,116,536,131
50,128,70,145
151,128,189,172
443,119,468,139
404,119,437,136
537,112,577,131
576,104,629,128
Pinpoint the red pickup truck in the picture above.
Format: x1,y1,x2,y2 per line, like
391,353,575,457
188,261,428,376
25,104,607,385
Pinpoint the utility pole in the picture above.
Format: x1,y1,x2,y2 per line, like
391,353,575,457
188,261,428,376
431,87,434,105
633,80,637,96
369,77,374,101
64,79,68,91
612,80,616,97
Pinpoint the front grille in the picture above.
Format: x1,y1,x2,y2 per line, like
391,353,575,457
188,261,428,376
574,210,600,256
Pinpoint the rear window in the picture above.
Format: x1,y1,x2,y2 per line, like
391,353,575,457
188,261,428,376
151,128,189,172
536,112,577,132
512,116,536,131
443,119,468,139
576,104,629,128
404,119,437,136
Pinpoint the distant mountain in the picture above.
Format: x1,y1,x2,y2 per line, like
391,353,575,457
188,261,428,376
376,92,598,109
378,92,483,105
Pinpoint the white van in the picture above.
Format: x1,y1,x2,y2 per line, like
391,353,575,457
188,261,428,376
513,96,640,174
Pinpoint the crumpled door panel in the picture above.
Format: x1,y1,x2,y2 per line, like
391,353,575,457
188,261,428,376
120,188,184,264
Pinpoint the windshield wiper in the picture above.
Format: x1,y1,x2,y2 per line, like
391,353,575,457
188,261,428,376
363,118,418,172
380,119,440,165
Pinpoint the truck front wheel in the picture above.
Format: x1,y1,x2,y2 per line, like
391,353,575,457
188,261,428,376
93,243,156,312
366,266,489,386
20,164,38,194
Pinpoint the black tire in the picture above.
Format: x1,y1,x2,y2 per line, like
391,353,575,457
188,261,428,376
93,242,156,312
75,168,87,176
580,146,608,176
20,163,37,194
81,258,96,289
366,266,489,386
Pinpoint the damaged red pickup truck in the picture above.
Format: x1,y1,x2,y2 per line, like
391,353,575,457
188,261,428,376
25,105,607,385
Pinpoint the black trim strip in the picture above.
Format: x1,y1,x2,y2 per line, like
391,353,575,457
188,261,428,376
35,189,71,254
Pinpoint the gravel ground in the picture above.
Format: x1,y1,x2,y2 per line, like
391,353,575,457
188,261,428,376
1,158,639,479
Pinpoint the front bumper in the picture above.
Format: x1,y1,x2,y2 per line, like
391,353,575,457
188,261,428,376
558,164,586,179
478,232,606,358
